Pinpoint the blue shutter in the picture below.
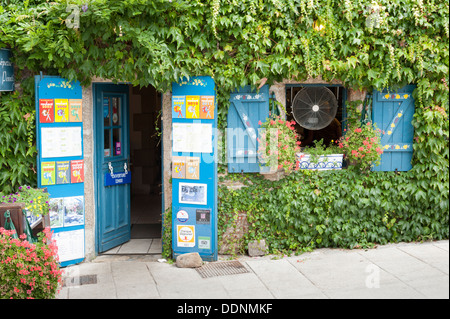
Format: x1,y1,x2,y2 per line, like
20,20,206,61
227,85,270,173
372,85,415,171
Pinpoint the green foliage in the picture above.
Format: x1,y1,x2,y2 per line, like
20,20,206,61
161,207,172,259
0,77,37,194
0,1,448,250
218,169,449,255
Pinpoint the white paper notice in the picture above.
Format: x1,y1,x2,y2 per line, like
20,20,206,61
52,229,85,263
172,123,212,153
41,126,82,158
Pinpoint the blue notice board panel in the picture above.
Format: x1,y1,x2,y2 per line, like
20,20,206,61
35,75,85,267
171,76,218,261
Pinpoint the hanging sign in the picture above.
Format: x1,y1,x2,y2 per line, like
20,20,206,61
104,171,131,186
0,49,14,92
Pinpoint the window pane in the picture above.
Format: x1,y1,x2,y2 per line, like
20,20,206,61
103,97,110,126
113,128,121,156
111,97,121,125
104,129,111,157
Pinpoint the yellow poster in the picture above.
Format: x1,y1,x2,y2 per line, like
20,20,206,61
177,225,195,247
55,99,69,122
185,96,199,119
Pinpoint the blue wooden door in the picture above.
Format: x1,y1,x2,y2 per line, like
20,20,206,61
227,85,270,173
94,84,131,252
372,85,415,171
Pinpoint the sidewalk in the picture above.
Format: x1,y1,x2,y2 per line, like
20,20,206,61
57,240,449,300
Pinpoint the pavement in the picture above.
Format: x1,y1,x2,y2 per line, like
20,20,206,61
56,240,449,301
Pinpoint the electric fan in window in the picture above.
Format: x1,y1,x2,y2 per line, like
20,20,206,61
292,87,338,130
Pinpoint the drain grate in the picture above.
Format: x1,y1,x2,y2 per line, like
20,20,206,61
63,274,97,287
196,260,249,278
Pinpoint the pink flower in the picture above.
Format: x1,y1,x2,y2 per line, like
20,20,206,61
354,128,362,133
258,120,262,125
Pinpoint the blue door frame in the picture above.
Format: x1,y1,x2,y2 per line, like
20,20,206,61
93,83,131,253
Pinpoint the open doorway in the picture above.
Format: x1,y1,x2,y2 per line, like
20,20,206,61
128,85,162,241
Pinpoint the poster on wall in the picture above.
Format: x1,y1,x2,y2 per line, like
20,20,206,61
200,96,215,119
186,157,200,180
172,156,186,179
55,99,69,122
172,123,212,153
172,96,186,118
41,162,56,185
179,182,207,205
177,225,195,247
185,95,200,119
39,99,54,123
70,160,84,183
56,161,70,184
69,99,83,122
52,229,85,263
41,126,82,158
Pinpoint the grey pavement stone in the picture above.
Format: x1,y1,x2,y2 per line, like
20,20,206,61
111,261,160,299
56,240,449,299
245,259,327,298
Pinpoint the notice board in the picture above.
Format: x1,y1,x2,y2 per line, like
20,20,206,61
171,76,218,261
35,75,85,267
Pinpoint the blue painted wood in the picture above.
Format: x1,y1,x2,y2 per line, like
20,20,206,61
227,85,270,173
94,84,131,253
171,76,218,261
35,75,85,267
372,85,415,171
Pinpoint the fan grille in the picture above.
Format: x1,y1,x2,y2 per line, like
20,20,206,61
292,87,338,130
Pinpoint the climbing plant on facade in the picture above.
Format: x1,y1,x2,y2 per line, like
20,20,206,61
0,0,448,251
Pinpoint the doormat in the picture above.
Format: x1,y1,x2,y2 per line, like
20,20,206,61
196,260,250,278
131,223,161,239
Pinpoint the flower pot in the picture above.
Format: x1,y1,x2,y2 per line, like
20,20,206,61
296,153,344,170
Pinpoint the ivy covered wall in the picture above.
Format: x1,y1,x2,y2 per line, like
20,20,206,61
0,0,448,252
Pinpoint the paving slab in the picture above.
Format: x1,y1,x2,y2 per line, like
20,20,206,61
111,261,160,299
245,259,327,299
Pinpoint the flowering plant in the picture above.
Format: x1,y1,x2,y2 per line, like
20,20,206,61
1,186,50,217
0,227,63,299
338,122,384,171
257,115,301,173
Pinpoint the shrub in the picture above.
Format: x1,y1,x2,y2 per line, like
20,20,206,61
257,115,301,172
0,227,63,299
338,122,384,171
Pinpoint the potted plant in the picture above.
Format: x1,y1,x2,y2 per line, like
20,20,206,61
297,138,344,170
337,122,384,171
1,185,51,229
257,115,301,174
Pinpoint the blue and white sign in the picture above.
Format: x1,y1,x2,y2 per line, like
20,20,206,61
104,171,131,186
0,49,14,92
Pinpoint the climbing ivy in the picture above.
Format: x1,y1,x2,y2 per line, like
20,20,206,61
0,1,448,251
218,169,449,255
